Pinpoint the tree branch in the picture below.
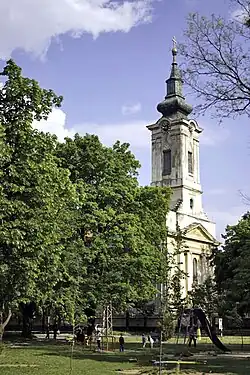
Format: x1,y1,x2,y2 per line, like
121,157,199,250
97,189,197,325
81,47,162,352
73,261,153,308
180,9,250,119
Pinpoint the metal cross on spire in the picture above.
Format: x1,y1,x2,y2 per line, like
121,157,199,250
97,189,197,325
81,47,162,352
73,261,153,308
172,36,177,50
172,36,178,62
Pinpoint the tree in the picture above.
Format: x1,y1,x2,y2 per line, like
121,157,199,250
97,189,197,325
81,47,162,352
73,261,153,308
188,276,220,323
56,134,171,318
160,225,188,340
214,212,250,317
0,60,83,338
180,0,250,119
0,59,172,339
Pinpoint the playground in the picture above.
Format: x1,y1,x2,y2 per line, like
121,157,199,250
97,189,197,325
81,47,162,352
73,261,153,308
1,335,250,375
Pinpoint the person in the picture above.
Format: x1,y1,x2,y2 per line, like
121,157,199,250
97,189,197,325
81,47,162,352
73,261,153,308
188,325,197,348
197,324,201,341
45,323,50,339
86,325,93,347
76,327,85,345
53,322,58,340
149,335,154,349
142,333,147,348
119,333,125,352
96,330,101,351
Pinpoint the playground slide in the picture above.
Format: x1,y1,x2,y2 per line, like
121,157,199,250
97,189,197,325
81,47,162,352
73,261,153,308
193,308,230,352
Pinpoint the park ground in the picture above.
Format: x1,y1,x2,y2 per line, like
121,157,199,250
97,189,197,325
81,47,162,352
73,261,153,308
1,335,250,375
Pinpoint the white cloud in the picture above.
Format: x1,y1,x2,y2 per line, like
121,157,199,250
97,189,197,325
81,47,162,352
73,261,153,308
77,120,150,150
0,0,153,59
121,102,142,116
33,108,150,151
33,108,76,142
34,109,230,152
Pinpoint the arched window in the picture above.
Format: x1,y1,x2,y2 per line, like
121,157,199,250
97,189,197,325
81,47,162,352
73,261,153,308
193,258,198,282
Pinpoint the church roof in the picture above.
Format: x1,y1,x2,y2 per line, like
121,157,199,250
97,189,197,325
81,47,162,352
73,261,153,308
182,222,220,246
157,38,192,118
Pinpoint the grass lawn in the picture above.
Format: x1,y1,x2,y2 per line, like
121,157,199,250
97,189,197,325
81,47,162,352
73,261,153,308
1,336,250,375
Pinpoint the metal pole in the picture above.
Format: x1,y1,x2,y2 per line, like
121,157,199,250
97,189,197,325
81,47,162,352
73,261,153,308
159,330,163,375
106,305,108,351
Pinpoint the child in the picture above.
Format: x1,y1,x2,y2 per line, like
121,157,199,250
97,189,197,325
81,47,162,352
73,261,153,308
96,330,101,351
188,325,197,348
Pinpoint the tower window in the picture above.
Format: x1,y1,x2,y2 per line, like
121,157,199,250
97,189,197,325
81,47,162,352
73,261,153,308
188,151,193,174
193,258,198,283
190,198,194,209
163,149,171,175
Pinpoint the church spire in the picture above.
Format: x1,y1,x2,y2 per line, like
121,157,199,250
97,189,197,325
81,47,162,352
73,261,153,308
157,37,192,118
166,36,183,97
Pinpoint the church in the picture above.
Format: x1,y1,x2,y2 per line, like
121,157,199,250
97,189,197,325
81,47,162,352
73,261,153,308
147,40,220,297
102,41,220,331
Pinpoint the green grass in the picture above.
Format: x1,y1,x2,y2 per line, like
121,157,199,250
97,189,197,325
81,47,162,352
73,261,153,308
1,336,250,374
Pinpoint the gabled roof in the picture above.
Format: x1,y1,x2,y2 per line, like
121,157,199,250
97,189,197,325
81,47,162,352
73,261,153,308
182,222,220,246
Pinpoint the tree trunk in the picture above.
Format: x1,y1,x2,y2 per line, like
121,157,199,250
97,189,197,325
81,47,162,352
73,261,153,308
0,310,12,341
126,311,130,331
21,314,32,338
42,310,45,333
53,318,59,340
20,302,36,338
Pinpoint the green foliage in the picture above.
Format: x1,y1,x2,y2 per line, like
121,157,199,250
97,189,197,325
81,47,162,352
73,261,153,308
0,59,62,125
0,60,82,332
161,309,175,341
56,134,171,314
214,212,250,316
0,59,172,334
160,224,188,339
180,0,250,119
169,225,188,314
188,276,220,322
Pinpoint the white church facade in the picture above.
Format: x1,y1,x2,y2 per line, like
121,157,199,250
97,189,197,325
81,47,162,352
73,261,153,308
147,41,219,297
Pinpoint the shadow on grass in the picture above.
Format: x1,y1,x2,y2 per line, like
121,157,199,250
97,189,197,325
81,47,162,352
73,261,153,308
4,339,250,374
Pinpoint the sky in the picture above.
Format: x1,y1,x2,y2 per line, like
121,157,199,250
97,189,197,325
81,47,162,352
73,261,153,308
0,0,249,240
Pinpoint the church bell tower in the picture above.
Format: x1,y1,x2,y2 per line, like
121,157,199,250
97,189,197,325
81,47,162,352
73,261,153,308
147,39,216,238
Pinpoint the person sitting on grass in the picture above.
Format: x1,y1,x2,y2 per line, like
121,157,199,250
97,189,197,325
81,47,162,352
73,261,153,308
119,333,125,352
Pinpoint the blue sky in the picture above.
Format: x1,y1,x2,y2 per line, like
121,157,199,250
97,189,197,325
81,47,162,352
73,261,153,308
0,0,248,239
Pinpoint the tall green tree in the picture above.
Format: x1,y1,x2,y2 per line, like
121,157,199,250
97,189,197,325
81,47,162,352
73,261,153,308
188,276,220,323
0,60,82,338
214,212,250,317
56,134,171,317
0,59,172,337
160,224,188,340
180,0,250,119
